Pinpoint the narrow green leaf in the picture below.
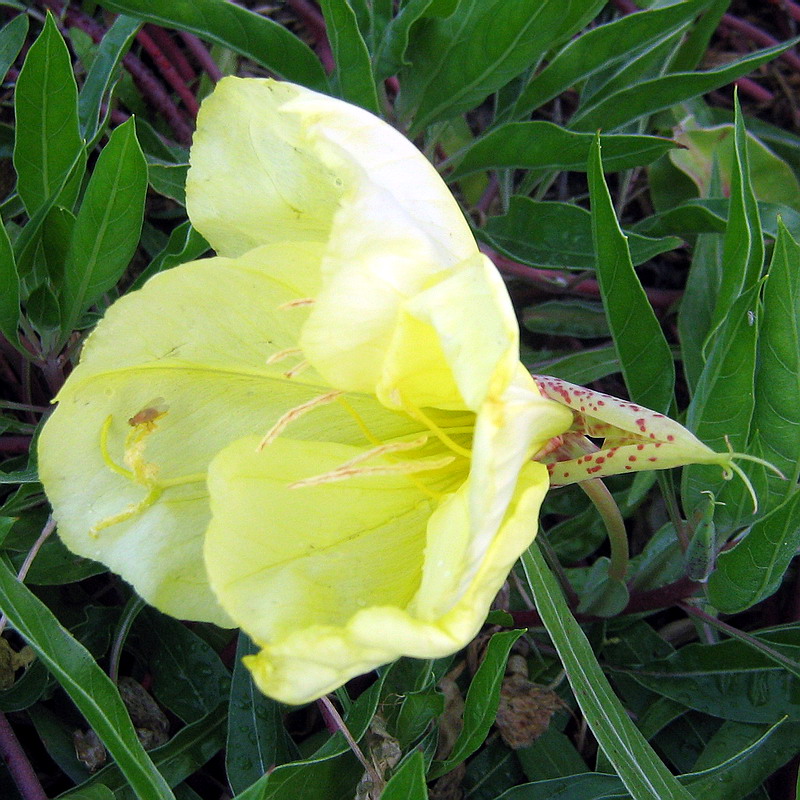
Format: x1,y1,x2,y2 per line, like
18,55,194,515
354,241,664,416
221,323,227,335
61,117,147,338
0,14,28,83
588,134,674,413
707,492,800,613
398,0,605,133
681,288,758,522
752,220,800,499
570,38,799,132
382,750,428,799
147,161,188,205
521,543,694,800
512,0,710,118
319,0,380,114
78,15,142,146
373,0,434,82
226,633,297,795
97,0,327,89
527,345,621,385
0,219,19,349
523,300,609,339
706,93,764,342
59,702,227,799
130,222,209,291
451,124,679,180
620,635,800,723
429,630,523,778
481,196,680,270
0,557,175,800
132,608,230,724
677,232,724,395
14,12,85,215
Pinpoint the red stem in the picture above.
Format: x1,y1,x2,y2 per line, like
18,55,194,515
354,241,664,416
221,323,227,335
145,24,195,83
179,32,223,83
720,13,800,72
0,436,32,454
284,0,335,73
137,28,200,116
734,76,774,103
487,249,682,310
0,713,48,800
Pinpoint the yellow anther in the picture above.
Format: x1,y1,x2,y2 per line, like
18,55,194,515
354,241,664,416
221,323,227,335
266,347,302,365
330,436,430,472
278,297,316,309
257,391,344,452
289,455,456,489
283,360,309,379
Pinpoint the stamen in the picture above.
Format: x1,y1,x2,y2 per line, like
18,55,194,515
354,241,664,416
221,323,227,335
283,360,309,379
266,347,302,365
257,391,344,451
403,402,472,458
289,455,456,488
278,298,316,309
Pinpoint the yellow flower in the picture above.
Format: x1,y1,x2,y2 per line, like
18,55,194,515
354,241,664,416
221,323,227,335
38,78,751,704
38,78,575,703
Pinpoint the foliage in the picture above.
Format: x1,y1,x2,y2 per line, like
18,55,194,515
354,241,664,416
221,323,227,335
0,1,799,798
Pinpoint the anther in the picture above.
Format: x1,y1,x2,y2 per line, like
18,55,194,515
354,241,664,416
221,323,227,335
257,391,343,451
278,298,316,309
266,347,302,365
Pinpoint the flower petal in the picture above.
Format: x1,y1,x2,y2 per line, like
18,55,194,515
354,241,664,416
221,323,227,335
38,243,376,625
206,438,550,704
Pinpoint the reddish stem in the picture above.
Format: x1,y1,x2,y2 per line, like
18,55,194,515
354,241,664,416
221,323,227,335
734,76,774,103
179,32,223,82
487,249,683,310
0,436,32,454
137,28,200,116
145,24,195,83
284,0,334,72
509,574,701,627
720,13,800,72
0,713,48,800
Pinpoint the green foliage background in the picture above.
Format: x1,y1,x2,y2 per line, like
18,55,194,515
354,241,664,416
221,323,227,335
1,1,800,798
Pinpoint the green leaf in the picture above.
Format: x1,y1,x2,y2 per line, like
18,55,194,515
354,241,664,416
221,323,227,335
706,94,764,341
621,634,800,723
0,14,28,83
0,218,19,349
527,345,621,386
60,117,147,338
570,38,800,132
382,750,428,799
78,15,141,147
707,492,800,613
429,630,524,778
131,608,230,724
451,124,679,179
752,220,800,499
511,0,711,118
226,633,297,795
589,134,674,413
522,543,694,799
97,0,327,89
493,774,624,800
523,300,610,339
681,288,759,522
398,0,605,133
677,232,723,395
0,556,176,800
13,12,85,216
319,0,380,114
59,701,227,799
481,196,681,270
373,0,434,82
130,221,209,291
147,161,188,204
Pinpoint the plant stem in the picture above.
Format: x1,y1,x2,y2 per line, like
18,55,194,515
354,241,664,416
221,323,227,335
0,713,47,800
